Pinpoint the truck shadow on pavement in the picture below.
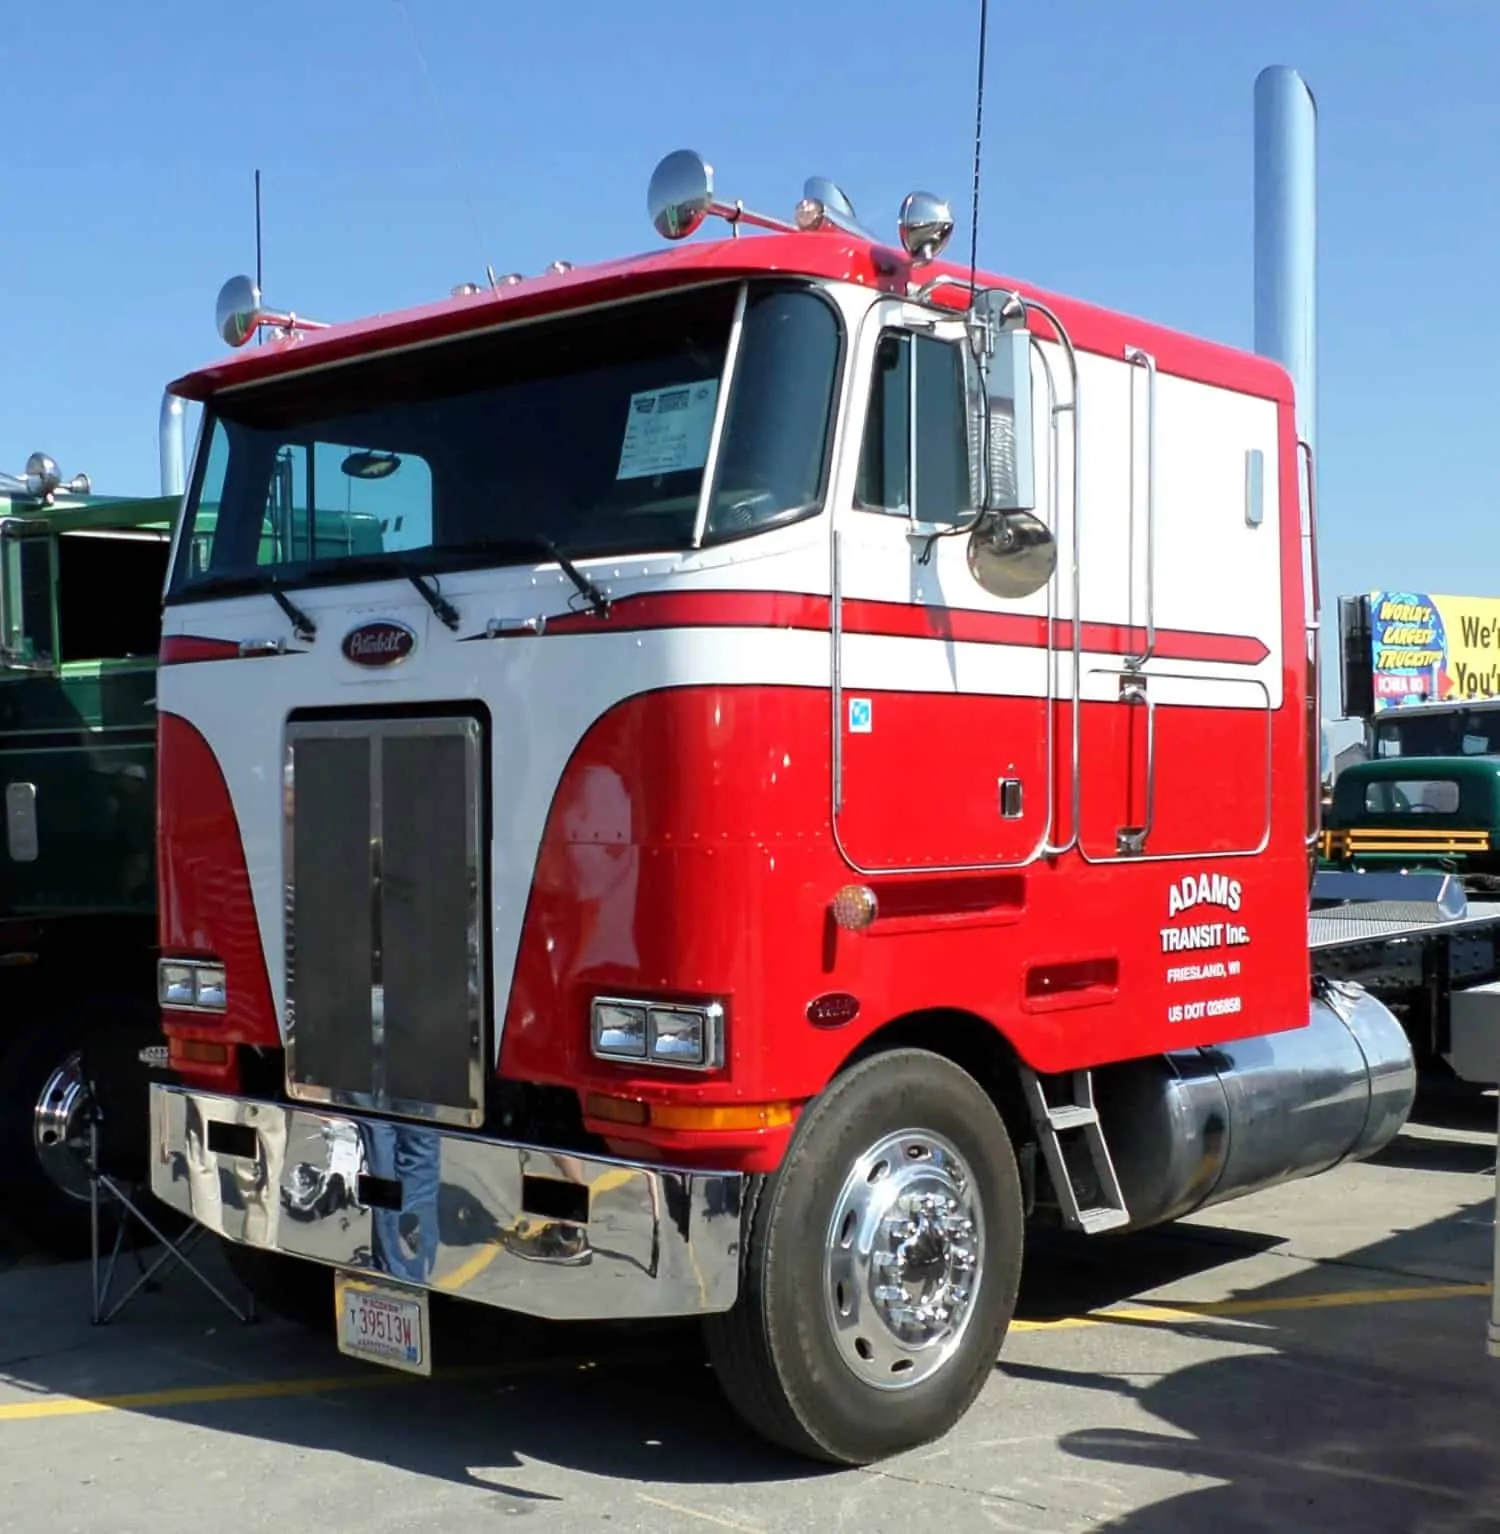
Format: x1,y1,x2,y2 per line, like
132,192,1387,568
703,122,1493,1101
0,1108,1494,1527
1006,1184,1500,1532
0,1202,1275,1499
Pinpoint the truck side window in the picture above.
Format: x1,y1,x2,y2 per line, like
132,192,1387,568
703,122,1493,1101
0,532,57,667
855,331,971,524
56,532,171,662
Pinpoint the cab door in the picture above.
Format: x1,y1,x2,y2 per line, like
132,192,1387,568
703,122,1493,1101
832,302,1060,872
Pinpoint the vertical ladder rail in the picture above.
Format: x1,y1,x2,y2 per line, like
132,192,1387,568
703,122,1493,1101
1118,345,1158,857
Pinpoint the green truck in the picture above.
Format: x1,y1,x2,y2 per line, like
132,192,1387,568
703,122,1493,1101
0,441,182,1254
1320,755,1500,891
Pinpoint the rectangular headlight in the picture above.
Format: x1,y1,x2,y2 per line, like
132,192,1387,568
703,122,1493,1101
159,962,197,1008
158,958,227,1013
649,1007,713,1066
590,997,724,1071
593,1001,648,1059
194,963,227,1010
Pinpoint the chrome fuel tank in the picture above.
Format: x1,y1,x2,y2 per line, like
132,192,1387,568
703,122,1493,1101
1094,981,1417,1232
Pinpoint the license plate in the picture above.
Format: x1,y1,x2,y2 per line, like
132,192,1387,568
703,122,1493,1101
334,1272,431,1376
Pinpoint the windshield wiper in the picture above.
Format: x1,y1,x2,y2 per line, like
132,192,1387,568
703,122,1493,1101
305,552,461,631
267,581,316,643
400,567,461,632
464,534,611,619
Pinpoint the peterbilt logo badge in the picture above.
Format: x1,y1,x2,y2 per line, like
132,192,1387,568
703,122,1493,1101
342,620,416,667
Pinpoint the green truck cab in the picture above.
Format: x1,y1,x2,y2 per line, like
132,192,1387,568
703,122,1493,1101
1319,755,1500,889
0,453,180,1253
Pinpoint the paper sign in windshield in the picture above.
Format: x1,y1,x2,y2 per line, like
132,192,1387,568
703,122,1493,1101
616,380,719,481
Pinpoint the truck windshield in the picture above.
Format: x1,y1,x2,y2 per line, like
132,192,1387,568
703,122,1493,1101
168,280,841,599
1373,707,1500,759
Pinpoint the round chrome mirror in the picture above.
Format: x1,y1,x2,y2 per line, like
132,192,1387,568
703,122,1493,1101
967,510,1056,600
216,274,263,348
648,150,716,241
898,192,956,263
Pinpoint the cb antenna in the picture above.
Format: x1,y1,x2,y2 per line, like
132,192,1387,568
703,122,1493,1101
395,0,499,291
967,0,990,304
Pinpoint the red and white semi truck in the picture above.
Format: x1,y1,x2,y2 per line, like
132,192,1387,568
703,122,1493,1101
143,108,1423,1460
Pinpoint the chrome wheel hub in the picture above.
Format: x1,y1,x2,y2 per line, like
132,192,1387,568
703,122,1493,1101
824,1128,984,1390
33,1051,92,1202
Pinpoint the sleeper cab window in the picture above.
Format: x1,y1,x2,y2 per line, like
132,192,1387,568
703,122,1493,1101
855,329,971,525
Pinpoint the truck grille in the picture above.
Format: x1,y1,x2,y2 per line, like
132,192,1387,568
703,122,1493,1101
283,715,485,1127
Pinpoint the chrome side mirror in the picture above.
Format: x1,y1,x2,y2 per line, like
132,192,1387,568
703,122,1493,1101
648,150,716,240
897,192,955,264
966,509,1056,601
962,290,1049,600
215,274,329,349
216,275,265,348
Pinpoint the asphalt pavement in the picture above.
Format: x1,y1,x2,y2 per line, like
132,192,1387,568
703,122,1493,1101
1,1083,1496,1533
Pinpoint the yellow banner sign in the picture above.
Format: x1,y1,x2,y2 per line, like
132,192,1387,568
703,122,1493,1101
1368,590,1500,710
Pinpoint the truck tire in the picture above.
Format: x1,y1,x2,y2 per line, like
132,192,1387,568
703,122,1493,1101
703,1048,1024,1465
0,993,162,1259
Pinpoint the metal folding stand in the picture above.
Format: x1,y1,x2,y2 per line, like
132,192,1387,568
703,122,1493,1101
82,1073,256,1327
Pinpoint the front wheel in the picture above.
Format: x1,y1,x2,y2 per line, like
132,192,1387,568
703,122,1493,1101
703,1048,1025,1465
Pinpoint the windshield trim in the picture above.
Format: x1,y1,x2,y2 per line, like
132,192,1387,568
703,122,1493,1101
165,278,847,609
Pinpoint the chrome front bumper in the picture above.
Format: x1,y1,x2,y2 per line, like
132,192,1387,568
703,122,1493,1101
148,1085,743,1320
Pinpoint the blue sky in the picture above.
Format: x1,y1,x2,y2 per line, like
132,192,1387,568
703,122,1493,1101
1,1,1493,732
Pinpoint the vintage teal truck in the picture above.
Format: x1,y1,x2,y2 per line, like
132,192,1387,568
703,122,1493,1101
0,449,180,1252
1319,755,1500,890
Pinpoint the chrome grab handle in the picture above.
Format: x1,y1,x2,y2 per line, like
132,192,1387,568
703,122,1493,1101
484,616,547,638
1116,675,1156,855
1123,346,1157,669
238,638,288,657
831,528,844,814
1019,296,1083,858
1299,435,1321,849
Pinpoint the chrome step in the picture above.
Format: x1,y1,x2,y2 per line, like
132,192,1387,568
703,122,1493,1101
1020,1067,1131,1235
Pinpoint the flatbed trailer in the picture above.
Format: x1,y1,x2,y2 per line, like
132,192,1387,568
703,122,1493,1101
1313,869,1500,1367
1492,1112,1500,1359
1309,871,1500,1085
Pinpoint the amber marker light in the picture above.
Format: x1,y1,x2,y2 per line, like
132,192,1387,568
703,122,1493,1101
168,1037,230,1068
831,884,878,930
584,1094,794,1132
583,1093,651,1127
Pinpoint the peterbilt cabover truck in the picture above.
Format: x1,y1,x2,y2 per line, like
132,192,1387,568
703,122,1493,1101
0,448,182,1253
138,117,1433,1461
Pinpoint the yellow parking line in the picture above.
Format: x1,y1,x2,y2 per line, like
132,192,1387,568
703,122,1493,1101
0,1280,1488,1424
0,1370,414,1421
1009,1280,1491,1334
0,1353,655,1425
